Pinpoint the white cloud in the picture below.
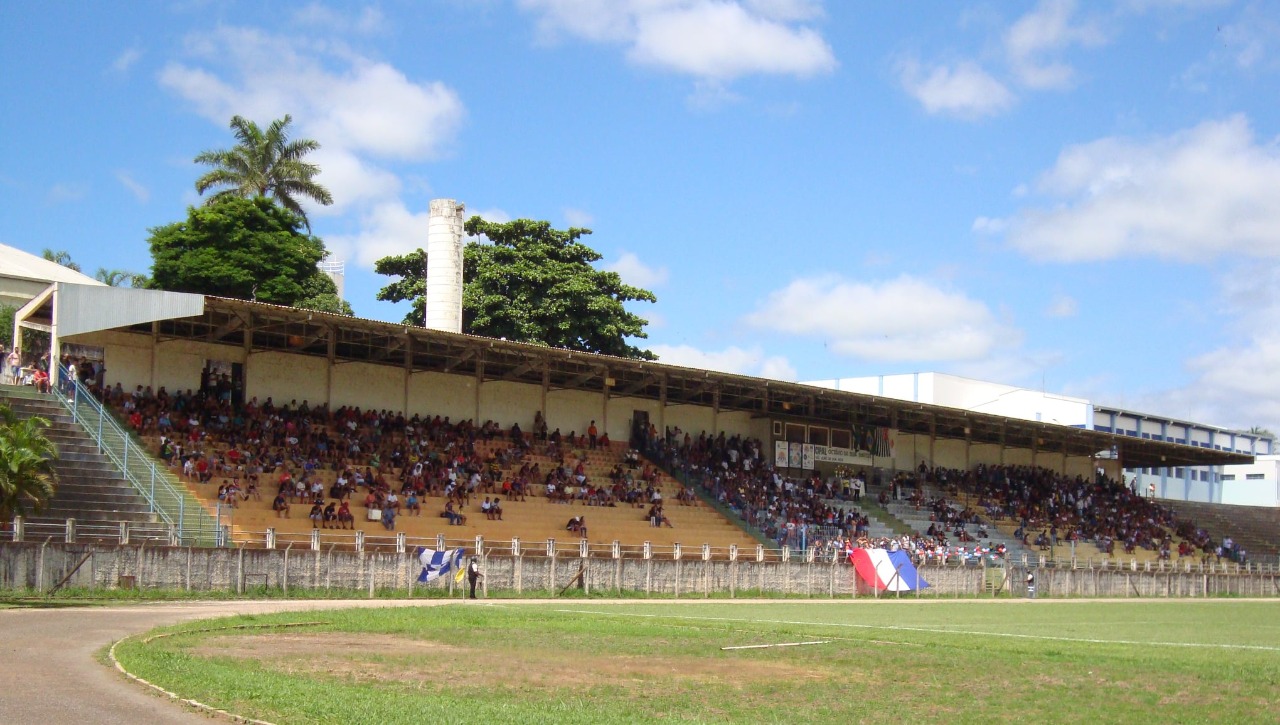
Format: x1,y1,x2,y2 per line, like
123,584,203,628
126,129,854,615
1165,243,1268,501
743,275,1017,363
986,116,1280,262
971,216,1007,234
46,183,86,204
897,58,1014,119
160,27,465,162
1138,265,1280,430
1044,293,1078,318
307,146,401,215
115,171,150,203
650,343,797,381
293,3,386,34
326,201,431,268
474,208,511,223
111,47,142,74
563,207,594,227
1004,0,1106,90
607,252,669,288
159,25,467,265
517,0,835,82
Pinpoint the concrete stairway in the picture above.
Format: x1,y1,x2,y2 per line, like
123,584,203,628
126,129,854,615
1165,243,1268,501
2,385,176,543
877,482,1035,559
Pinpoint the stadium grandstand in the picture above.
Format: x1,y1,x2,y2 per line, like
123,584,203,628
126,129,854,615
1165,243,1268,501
3,232,1273,566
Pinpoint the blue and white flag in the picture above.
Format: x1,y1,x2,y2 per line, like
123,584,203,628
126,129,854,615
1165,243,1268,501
417,547,465,583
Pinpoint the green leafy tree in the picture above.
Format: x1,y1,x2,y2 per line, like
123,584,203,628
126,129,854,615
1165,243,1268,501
0,305,14,351
94,268,149,288
147,196,349,314
375,217,657,359
296,271,354,316
41,249,81,273
0,404,58,520
194,114,333,230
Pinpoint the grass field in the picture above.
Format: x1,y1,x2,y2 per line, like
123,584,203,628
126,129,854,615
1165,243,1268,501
113,599,1280,724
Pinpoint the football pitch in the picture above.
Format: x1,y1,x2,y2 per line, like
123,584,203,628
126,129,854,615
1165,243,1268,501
113,599,1280,724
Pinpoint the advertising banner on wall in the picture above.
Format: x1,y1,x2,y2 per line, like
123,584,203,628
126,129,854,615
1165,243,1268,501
774,442,876,469
807,444,874,468
788,443,804,468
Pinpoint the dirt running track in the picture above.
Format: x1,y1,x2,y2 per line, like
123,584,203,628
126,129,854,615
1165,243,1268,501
3,597,1270,723
0,599,476,724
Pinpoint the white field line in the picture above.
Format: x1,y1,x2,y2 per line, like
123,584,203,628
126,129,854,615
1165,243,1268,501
552,609,1280,653
721,641,831,651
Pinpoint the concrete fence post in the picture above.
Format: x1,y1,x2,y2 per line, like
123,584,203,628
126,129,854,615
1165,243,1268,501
12,516,23,542
611,540,621,559
512,537,521,556
756,544,764,562
673,543,682,560
643,541,652,559
65,519,75,544
355,530,365,552
265,528,276,549
729,544,738,561
436,533,446,551
701,543,711,561
579,539,589,558
310,529,320,551
396,533,406,554
475,536,484,556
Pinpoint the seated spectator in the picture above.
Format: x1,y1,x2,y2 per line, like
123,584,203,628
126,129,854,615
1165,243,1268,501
309,501,324,529
323,501,337,529
336,500,353,529
566,515,586,537
405,491,421,516
490,498,503,521
272,492,290,518
442,501,466,526
381,504,396,531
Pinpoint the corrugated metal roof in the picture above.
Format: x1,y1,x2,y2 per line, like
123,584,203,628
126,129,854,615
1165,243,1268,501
0,243,105,287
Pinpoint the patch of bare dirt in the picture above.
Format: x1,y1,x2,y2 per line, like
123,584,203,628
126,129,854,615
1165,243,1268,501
193,632,830,692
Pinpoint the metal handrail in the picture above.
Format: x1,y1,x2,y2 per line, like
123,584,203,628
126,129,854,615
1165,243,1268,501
53,367,218,546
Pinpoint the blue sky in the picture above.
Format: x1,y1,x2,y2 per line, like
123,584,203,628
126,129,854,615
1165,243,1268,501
3,1,1280,430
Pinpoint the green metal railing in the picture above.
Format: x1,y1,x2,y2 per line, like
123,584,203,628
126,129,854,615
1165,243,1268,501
57,368,220,546
665,466,779,551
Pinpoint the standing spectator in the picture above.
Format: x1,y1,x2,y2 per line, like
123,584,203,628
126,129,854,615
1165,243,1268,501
467,557,483,599
6,348,20,385
1026,571,1036,599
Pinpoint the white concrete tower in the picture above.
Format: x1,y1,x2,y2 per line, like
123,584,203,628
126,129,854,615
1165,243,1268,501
425,198,465,332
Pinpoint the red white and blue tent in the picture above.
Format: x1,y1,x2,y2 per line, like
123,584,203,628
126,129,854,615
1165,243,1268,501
849,548,929,592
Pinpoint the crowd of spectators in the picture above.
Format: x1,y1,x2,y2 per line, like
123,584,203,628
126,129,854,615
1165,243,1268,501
905,462,1236,563
90,377,694,535
73,368,1245,563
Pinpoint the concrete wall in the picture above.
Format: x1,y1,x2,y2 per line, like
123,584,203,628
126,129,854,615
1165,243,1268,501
545,389,601,439
1,542,1272,598
605,395,661,443
411,371,476,422
666,404,715,437
249,351,327,408
332,362,401,413
714,410,755,441
480,380,542,432
935,438,967,469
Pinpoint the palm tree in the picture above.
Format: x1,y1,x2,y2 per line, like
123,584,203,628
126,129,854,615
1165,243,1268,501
94,268,149,288
41,249,81,273
0,404,58,521
194,114,333,230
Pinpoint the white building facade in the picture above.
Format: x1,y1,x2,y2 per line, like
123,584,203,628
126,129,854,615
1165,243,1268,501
806,372,1278,508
